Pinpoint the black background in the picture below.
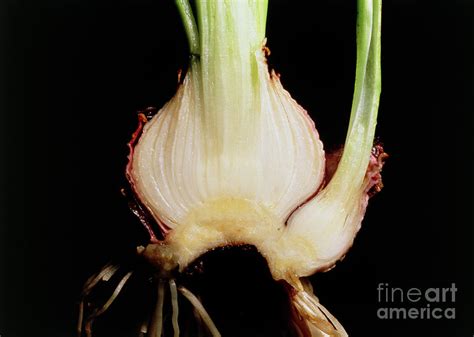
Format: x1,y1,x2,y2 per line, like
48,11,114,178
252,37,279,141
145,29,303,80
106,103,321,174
1,0,473,337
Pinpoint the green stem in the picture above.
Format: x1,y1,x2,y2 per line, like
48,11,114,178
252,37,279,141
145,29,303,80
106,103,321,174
328,0,382,193
175,0,269,154
175,0,200,56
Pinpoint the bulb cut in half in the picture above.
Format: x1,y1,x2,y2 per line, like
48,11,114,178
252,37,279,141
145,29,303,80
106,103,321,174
124,0,384,336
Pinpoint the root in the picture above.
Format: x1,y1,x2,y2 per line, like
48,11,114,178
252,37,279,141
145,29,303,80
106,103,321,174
192,299,205,337
78,265,133,337
169,280,180,337
138,312,150,337
300,279,346,336
81,263,120,297
85,271,133,337
149,280,165,337
77,300,84,336
79,266,221,337
78,263,120,336
179,286,221,337
290,279,348,337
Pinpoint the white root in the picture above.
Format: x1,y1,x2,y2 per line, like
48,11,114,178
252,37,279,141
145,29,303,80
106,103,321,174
192,301,205,337
94,271,133,316
178,286,221,337
77,300,84,336
149,280,166,337
170,279,180,337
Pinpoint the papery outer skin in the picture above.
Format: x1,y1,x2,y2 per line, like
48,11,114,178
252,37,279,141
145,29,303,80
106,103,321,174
125,109,167,241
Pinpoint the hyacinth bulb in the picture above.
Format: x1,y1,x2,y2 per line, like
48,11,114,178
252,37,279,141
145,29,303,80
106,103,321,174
118,1,384,336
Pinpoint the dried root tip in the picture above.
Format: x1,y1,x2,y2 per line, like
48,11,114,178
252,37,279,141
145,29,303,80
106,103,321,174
289,279,348,337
